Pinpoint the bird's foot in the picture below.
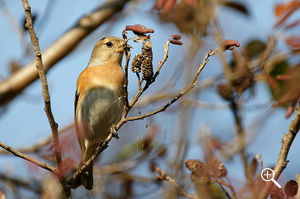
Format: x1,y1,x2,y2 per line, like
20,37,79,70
111,125,119,139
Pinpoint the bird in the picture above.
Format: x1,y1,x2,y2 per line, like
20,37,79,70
75,36,127,190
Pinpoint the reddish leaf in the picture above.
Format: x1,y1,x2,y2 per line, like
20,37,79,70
273,92,299,107
209,136,225,150
276,74,291,81
271,64,300,113
275,0,300,18
155,0,196,13
285,35,300,52
267,76,279,90
154,0,165,10
285,19,300,29
274,1,300,28
285,102,296,118
162,0,176,14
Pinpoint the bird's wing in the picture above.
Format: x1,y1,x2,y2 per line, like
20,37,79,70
74,90,79,116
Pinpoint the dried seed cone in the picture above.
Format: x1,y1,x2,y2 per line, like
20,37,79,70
131,53,143,73
207,158,227,178
142,41,153,81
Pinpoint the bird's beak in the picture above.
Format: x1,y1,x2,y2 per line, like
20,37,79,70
116,42,132,53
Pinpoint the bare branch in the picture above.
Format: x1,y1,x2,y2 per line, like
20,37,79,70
0,123,74,155
156,167,200,199
125,48,220,122
0,141,55,172
21,0,71,197
125,37,182,116
22,0,62,172
258,99,300,199
153,40,171,79
0,172,41,194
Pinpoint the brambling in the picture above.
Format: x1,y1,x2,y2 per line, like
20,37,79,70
75,36,127,190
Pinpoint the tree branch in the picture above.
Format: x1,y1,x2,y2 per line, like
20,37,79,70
22,0,62,173
21,0,70,197
0,123,73,155
0,141,55,172
0,0,130,106
258,99,300,198
156,167,200,199
0,172,41,194
125,48,219,122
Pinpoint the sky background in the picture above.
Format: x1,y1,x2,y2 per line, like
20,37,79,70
1,0,300,197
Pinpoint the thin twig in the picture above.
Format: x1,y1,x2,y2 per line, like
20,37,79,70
216,177,237,199
0,172,41,194
219,107,274,160
0,141,55,172
134,75,220,108
258,99,300,199
230,99,250,180
217,182,233,199
21,0,70,197
0,123,74,155
124,38,174,115
156,167,200,199
22,0,62,172
153,40,171,79
165,176,200,199
124,48,220,122
0,0,24,42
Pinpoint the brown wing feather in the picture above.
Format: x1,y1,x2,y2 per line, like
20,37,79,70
74,91,79,116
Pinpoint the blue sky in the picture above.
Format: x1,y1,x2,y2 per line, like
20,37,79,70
1,0,299,197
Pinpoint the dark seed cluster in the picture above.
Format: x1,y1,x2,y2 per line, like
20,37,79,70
141,41,153,82
131,53,143,73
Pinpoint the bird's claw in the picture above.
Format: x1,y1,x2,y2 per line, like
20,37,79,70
111,125,119,139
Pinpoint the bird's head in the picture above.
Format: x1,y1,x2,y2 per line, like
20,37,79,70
88,36,130,67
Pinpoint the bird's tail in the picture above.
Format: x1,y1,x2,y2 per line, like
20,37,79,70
81,161,93,190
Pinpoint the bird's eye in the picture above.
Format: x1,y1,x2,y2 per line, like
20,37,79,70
105,42,113,47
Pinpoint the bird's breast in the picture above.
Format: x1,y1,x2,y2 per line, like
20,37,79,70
76,64,125,143
78,87,124,143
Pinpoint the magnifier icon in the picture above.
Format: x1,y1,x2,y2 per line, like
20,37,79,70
261,168,281,188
